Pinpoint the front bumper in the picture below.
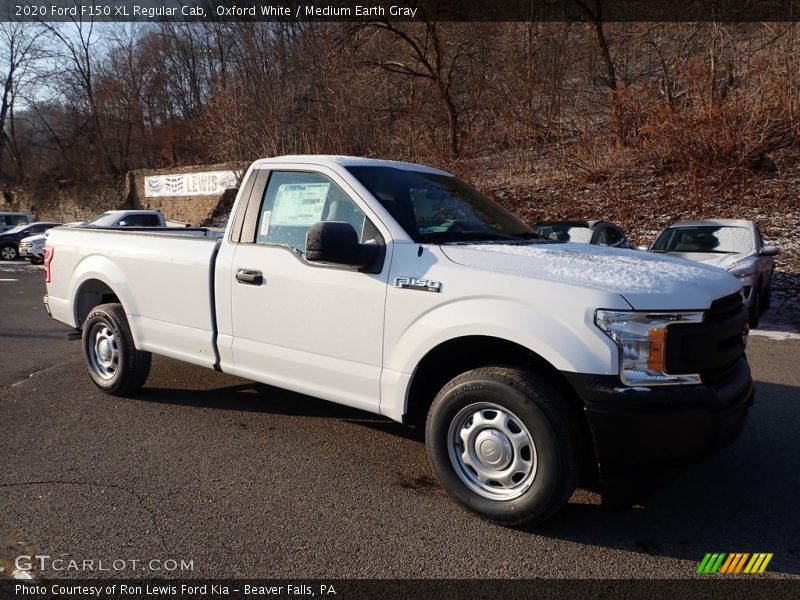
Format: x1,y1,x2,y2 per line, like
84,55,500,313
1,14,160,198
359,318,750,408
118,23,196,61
20,246,43,259
564,356,753,484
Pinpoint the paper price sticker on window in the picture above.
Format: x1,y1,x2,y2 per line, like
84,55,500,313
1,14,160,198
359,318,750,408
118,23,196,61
271,183,330,226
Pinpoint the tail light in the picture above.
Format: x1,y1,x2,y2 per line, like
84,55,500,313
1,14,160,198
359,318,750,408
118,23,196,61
44,246,54,283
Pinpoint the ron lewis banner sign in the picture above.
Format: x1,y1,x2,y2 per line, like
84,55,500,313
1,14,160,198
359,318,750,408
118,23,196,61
145,170,238,198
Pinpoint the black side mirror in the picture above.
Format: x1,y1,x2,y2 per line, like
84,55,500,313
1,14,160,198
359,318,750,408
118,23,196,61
760,245,780,257
306,221,376,267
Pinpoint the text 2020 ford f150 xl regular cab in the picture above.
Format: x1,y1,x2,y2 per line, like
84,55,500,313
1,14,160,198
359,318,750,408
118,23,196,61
43,156,753,526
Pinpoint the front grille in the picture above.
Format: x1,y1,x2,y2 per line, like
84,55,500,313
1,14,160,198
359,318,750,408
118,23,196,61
664,293,747,384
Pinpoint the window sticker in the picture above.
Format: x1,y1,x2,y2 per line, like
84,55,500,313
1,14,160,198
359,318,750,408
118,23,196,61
260,211,272,236
270,182,330,226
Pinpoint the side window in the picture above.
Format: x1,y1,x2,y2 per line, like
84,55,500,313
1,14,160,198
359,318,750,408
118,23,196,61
605,227,623,246
140,215,161,227
256,171,380,254
593,227,609,245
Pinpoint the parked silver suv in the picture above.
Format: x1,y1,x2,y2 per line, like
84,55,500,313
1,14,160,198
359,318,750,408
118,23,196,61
649,219,779,326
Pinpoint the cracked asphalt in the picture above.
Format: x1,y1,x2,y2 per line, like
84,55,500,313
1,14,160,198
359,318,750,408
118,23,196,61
1,264,799,580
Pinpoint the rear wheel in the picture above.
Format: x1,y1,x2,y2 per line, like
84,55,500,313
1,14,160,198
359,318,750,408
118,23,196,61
0,244,17,261
426,367,581,526
82,303,151,395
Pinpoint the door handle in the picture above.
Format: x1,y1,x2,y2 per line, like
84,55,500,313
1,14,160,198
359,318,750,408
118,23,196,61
236,269,263,285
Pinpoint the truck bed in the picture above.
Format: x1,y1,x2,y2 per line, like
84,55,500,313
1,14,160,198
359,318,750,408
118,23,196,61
46,226,223,369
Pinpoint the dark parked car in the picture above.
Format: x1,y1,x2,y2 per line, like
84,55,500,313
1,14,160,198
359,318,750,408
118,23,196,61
0,221,61,261
531,220,632,248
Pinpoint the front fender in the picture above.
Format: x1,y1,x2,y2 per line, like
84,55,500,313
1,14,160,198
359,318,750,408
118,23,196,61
385,296,618,377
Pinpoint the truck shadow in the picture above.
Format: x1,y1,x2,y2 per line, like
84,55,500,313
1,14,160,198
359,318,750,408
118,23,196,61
135,374,798,575
534,380,800,575
135,379,420,441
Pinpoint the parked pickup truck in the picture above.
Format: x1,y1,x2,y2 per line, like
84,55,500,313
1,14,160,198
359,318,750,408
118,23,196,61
44,156,753,525
85,209,189,228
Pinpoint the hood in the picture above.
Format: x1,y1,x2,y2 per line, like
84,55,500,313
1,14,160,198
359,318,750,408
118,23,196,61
21,234,47,244
440,242,742,310
659,251,751,271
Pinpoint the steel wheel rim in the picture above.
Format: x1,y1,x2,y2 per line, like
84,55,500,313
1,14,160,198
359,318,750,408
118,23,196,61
447,401,538,501
88,323,119,380
1,246,15,259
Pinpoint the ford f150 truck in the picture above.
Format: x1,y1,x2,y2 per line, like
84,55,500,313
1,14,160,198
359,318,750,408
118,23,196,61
43,156,753,525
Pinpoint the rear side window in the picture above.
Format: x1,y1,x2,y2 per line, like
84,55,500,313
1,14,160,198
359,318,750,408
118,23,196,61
121,214,161,227
256,171,380,254
2,214,29,226
596,227,623,246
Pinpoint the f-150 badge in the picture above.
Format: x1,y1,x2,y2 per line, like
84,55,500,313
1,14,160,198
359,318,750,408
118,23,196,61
393,277,442,293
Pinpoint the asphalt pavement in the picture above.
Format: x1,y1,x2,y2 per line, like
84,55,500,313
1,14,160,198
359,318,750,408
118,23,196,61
1,262,799,579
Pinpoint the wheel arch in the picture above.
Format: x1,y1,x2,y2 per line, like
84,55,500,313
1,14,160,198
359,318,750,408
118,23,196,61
401,335,597,482
68,254,139,330
74,278,124,329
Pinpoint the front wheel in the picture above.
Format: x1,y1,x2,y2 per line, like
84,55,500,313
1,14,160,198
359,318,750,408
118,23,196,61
762,274,772,310
748,285,760,328
82,303,151,395
426,367,581,526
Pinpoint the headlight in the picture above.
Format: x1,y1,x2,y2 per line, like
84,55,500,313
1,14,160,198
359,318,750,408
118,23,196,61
728,259,756,278
595,310,703,386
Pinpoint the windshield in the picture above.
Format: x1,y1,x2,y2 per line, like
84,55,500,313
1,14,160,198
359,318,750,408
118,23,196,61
346,166,535,243
532,223,593,243
85,212,119,227
3,225,29,235
652,225,754,254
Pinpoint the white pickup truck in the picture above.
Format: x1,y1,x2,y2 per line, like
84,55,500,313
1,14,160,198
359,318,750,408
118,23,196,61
44,156,753,525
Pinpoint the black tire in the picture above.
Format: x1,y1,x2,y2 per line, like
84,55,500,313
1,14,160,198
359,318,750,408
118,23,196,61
426,367,581,527
748,285,760,328
762,274,772,310
0,244,18,261
82,303,151,395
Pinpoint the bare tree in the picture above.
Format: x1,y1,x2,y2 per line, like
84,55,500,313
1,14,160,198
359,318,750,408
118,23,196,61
0,22,46,182
351,20,480,156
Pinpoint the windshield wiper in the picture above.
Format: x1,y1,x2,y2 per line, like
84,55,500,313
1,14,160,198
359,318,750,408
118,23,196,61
511,231,547,240
425,232,521,244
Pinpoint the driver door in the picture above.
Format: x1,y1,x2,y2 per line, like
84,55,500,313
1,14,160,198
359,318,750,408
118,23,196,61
226,168,391,413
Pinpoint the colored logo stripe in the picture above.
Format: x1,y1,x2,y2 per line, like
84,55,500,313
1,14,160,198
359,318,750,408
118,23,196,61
719,553,749,573
698,552,773,574
745,553,773,574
